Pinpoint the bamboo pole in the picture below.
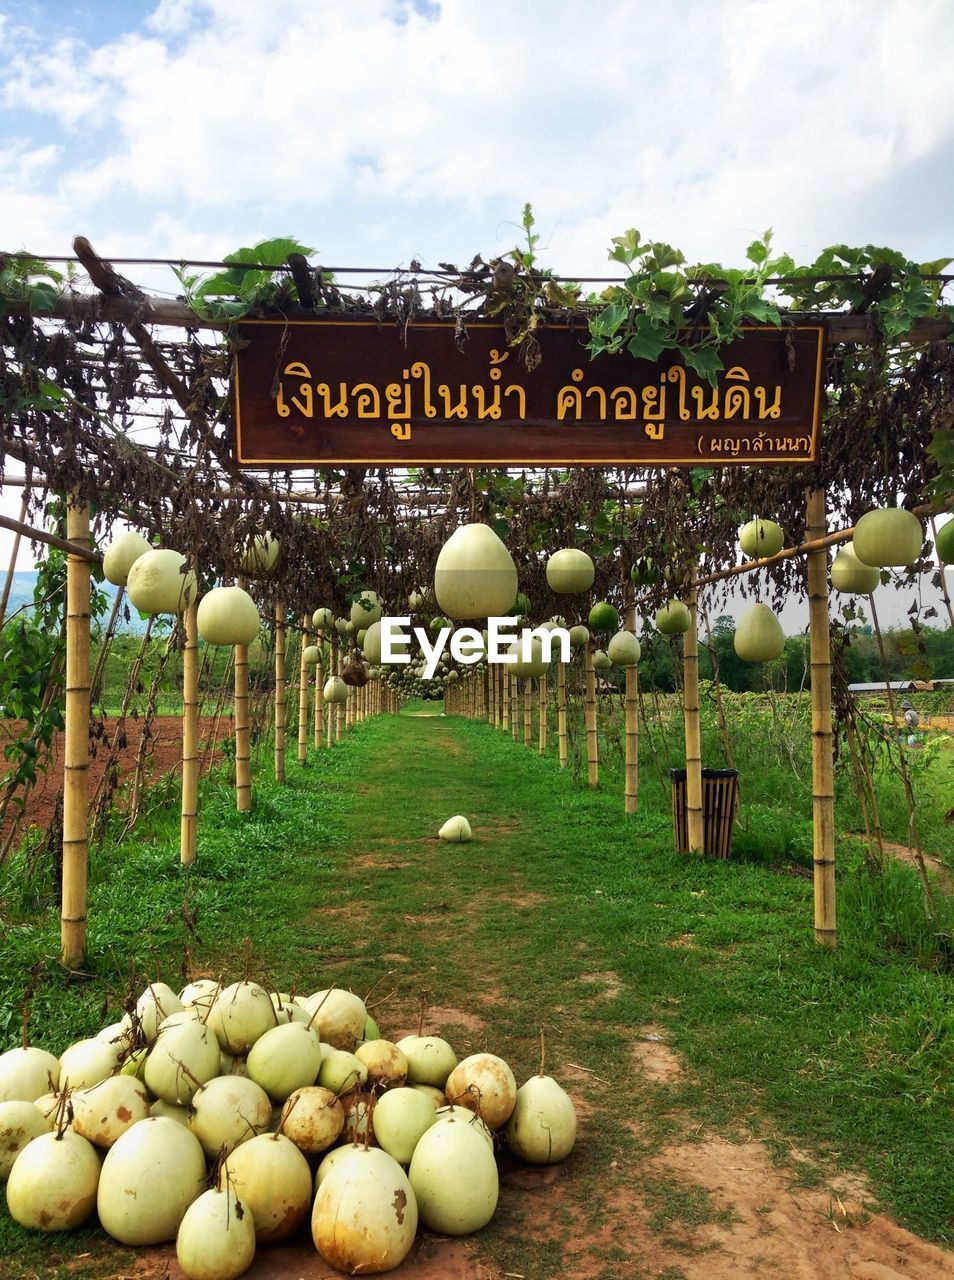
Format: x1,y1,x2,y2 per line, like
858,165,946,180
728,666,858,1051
683,573,704,852
584,647,598,788
327,637,336,747
624,586,639,814
297,613,310,764
806,488,836,947
336,647,345,742
511,675,520,741
557,660,568,767
61,498,91,969
234,577,252,812
314,631,324,749
538,674,547,755
502,667,511,731
523,680,532,747
274,602,286,783
180,598,199,866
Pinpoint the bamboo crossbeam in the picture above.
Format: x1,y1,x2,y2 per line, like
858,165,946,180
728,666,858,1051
180,599,199,866
0,513,101,563
5,289,952,344
806,489,836,947
61,498,91,969
683,574,704,852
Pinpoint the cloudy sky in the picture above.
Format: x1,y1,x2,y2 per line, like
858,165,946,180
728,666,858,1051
1,0,952,623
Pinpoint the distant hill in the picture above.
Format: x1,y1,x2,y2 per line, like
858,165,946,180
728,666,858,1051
2,571,148,633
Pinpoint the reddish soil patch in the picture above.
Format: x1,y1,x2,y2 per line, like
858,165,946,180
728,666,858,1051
0,716,228,850
631,1023,685,1083
133,1234,482,1279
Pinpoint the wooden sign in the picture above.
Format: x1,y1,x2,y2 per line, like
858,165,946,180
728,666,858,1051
231,319,825,467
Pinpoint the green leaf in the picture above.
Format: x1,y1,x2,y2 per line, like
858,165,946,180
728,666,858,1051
682,346,725,382
225,237,314,267
608,229,643,265
590,301,628,338
626,327,671,363
743,298,781,325
746,237,769,265
27,282,58,314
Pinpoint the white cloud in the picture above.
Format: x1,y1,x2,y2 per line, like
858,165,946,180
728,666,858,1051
1,0,952,274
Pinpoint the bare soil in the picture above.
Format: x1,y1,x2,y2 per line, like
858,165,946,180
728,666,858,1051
0,716,229,848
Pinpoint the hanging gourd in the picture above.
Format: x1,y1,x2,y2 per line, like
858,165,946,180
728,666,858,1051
935,520,954,564
303,645,320,665
197,586,261,647
592,650,612,671
511,637,550,678
127,550,198,614
853,507,924,567
739,518,785,558
239,534,280,578
312,607,333,631
607,630,641,666
830,544,880,594
102,530,151,586
434,523,518,619
734,602,785,663
630,556,658,587
588,601,619,632
655,600,691,635
323,676,349,704
350,590,382,628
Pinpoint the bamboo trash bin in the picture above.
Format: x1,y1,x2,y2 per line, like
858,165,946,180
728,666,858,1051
670,767,739,859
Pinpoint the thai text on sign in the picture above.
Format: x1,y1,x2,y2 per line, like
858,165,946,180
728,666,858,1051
231,320,825,466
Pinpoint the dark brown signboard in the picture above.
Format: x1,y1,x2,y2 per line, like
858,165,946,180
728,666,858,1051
232,320,825,467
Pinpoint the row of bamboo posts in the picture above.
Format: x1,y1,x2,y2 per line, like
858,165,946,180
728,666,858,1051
33,483,951,967
54,518,399,965
439,485,886,952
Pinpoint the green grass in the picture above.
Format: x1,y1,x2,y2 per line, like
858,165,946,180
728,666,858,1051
0,710,952,1277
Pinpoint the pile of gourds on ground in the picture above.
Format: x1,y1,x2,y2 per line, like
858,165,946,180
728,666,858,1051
0,979,577,1277
99,506,947,697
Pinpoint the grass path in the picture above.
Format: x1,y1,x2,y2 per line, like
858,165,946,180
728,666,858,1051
1,709,951,1279
291,712,952,1274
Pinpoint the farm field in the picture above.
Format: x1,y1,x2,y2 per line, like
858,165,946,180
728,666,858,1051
1,708,951,1280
